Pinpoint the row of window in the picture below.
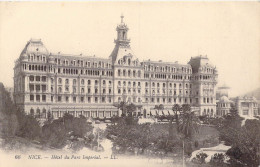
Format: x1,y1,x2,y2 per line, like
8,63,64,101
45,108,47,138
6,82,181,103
55,58,112,69
118,97,194,104
56,68,113,76
28,54,47,62
143,64,192,74
145,89,191,95
144,73,191,80
194,75,214,80
117,69,141,77
203,97,214,104
56,96,112,103
55,78,112,86
55,87,112,94
25,64,47,72
29,75,46,82
29,84,46,92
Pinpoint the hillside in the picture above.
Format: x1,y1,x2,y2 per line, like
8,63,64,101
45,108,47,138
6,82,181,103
243,87,260,99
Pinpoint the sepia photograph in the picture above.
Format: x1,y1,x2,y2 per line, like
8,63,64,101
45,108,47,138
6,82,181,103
0,1,260,167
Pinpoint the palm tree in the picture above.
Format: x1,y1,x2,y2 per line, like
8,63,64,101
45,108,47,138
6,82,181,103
172,104,182,129
177,104,200,167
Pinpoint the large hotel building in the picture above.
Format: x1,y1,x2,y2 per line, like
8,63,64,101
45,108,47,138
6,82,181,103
13,16,218,120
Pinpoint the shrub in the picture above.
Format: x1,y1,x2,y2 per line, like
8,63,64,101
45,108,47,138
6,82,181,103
209,153,227,166
192,152,208,164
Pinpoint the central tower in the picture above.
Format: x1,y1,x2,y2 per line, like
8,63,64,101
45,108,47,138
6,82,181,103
115,15,130,46
109,15,134,64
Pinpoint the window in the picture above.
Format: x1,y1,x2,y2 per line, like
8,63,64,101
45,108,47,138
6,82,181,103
95,97,98,103
58,96,61,102
81,88,84,93
145,82,148,87
73,97,76,102
42,95,46,102
30,95,34,101
88,97,91,103
73,79,77,85
65,79,69,84
88,80,91,85
29,84,34,91
42,85,46,92
118,69,121,76
138,71,141,77
58,78,62,84
65,86,69,92
81,79,85,85
81,97,84,102
36,76,40,81
42,76,46,82
95,80,98,85
58,87,62,93
66,96,69,102
29,76,34,81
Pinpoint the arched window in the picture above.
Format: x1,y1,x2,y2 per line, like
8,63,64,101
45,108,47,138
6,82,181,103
65,79,69,84
58,78,62,84
81,79,84,85
128,59,131,65
73,79,77,85
118,69,121,76
133,70,136,77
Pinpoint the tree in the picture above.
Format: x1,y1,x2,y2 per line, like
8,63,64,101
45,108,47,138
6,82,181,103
177,104,200,166
126,103,136,116
118,101,127,116
224,119,260,167
178,108,199,139
172,104,182,130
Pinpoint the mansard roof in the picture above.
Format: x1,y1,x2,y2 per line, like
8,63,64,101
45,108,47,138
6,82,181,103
188,55,216,73
21,39,49,55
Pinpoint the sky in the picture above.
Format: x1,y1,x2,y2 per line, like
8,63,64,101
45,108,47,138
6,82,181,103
0,2,259,97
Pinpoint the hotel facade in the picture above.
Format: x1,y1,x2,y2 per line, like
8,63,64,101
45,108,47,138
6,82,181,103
13,16,218,120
